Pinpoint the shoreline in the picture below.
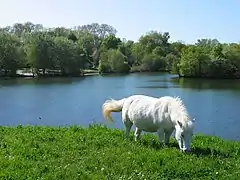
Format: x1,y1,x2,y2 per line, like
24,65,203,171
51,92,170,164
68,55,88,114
1,70,240,80
1,124,239,142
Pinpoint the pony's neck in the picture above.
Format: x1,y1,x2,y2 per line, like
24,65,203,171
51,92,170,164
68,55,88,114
171,97,190,127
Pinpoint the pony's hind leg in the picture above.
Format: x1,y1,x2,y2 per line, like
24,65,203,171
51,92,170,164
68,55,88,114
122,114,132,139
122,105,133,139
134,127,142,141
124,120,133,138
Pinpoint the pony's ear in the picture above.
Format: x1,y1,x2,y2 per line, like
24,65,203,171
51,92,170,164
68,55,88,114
177,121,183,128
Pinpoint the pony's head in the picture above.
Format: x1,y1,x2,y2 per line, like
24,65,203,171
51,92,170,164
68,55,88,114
175,118,195,152
169,96,195,152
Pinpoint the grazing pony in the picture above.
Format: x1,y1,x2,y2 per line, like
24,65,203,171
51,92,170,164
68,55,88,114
102,95,195,152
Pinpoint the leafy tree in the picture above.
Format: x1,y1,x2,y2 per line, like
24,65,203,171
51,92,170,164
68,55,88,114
25,33,56,75
1,21,240,78
98,49,130,73
138,31,170,55
131,42,145,66
101,35,122,50
0,33,23,76
68,32,78,42
179,46,210,77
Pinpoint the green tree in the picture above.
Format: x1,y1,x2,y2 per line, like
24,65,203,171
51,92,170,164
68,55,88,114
98,49,130,73
131,42,145,66
0,33,23,76
101,35,122,50
1,21,240,78
179,46,210,77
25,33,56,75
138,31,170,55
53,36,85,75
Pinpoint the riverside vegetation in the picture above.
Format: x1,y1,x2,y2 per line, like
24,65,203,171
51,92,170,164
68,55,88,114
0,125,239,179
1,22,240,78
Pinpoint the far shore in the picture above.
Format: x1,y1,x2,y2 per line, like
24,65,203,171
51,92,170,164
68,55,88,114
1,69,240,80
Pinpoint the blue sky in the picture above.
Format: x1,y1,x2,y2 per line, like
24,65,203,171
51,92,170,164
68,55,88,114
0,0,240,44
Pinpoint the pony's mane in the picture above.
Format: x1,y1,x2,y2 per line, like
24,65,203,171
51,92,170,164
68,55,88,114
172,96,191,122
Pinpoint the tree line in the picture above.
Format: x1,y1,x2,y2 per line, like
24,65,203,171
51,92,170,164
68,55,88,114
1,21,240,78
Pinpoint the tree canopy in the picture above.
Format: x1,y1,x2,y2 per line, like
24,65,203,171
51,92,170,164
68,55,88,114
1,21,240,78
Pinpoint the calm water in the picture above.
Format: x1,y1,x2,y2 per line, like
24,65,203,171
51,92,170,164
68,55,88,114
0,72,240,141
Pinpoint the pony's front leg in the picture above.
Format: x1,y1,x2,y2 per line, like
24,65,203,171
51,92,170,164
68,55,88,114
157,129,165,146
134,127,142,141
164,128,174,145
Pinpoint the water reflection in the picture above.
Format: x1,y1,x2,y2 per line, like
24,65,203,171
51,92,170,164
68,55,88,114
172,77,240,90
136,85,179,89
0,77,86,87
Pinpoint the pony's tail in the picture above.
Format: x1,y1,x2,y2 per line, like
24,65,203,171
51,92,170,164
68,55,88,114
102,98,126,123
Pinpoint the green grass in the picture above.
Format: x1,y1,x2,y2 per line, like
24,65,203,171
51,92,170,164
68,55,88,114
0,124,240,180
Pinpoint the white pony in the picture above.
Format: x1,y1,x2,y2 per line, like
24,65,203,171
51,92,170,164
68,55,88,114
102,94,195,152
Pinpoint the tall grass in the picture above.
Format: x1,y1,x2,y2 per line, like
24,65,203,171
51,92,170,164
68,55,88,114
0,124,239,179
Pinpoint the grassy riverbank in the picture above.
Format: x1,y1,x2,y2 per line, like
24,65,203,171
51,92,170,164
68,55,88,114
0,125,239,179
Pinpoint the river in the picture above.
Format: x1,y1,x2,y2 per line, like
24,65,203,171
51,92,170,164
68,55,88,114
0,72,240,141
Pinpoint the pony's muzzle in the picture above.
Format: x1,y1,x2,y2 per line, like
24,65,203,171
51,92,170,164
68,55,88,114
182,148,191,153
